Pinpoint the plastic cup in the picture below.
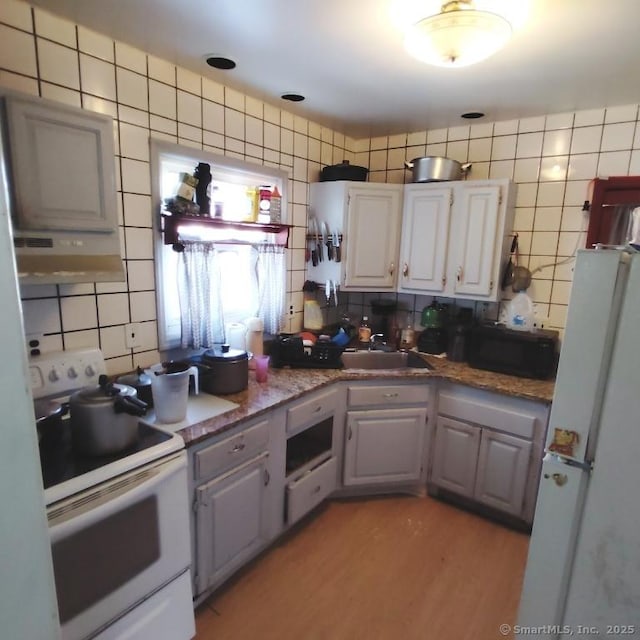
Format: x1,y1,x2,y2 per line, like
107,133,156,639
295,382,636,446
254,355,270,383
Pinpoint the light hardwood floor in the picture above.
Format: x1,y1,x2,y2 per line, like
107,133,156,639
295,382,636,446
195,495,529,640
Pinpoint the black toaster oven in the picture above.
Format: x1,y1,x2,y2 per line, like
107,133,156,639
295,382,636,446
466,323,559,380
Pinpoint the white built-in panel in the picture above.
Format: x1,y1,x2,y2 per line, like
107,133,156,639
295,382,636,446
343,407,427,486
344,185,401,289
398,186,452,293
431,416,480,498
450,184,500,297
195,454,269,594
474,430,532,515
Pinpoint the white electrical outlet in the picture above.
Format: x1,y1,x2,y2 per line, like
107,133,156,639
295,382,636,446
124,323,142,349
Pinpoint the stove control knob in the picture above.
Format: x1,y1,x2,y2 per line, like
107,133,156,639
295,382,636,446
67,366,78,379
48,367,60,383
85,364,96,378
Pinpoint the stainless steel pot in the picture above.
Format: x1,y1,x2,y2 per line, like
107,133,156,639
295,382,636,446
191,346,249,395
404,157,472,183
69,375,148,456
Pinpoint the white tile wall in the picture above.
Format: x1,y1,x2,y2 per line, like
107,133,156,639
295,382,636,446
4,0,354,372
6,1,640,365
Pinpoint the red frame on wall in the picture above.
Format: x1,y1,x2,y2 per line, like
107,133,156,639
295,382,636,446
585,176,640,248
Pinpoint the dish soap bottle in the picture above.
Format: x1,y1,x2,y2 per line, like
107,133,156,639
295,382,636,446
358,316,372,347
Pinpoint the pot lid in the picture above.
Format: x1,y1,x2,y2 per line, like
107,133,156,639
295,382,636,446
117,366,152,387
34,398,65,421
202,344,248,363
72,377,136,404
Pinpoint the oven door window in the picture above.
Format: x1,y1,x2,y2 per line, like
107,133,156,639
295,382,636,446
286,416,333,476
52,496,160,623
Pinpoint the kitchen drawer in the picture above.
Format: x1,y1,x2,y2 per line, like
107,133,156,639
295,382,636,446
438,392,537,440
286,387,338,435
286,456,337,525
194,418,269,481
347,384,429,408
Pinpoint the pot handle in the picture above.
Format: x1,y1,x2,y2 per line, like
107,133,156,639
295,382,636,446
461,162,472,175
404,160,414,170
114,395,148,417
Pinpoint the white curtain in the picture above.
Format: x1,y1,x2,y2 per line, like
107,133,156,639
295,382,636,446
256,243,286,335
178,242,225,348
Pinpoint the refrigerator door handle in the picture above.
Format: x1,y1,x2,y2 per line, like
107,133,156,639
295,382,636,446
544,451,593,472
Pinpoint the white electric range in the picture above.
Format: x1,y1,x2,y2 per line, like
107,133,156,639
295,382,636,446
30,348,195,640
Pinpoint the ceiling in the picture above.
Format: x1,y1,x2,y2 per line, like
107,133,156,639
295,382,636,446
29,0,640,138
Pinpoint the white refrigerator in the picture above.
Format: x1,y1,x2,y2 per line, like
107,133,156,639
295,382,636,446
517,249,640,638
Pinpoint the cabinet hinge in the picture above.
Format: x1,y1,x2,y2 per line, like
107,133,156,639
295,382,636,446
450,193,454,206
499,190,503,205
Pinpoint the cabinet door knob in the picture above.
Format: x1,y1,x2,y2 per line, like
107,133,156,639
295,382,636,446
403,263,409,277
264,469,270,486
389,262,395,276
231,442,246,453
348,426,353,441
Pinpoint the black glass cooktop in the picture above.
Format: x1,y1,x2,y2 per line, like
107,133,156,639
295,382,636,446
38,421,173,490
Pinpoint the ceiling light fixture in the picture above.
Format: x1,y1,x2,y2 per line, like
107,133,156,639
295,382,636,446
404,0,512,68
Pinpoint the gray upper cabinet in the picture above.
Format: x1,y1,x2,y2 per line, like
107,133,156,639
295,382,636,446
398,179,516,301
2,91,124,284
5,95,117,233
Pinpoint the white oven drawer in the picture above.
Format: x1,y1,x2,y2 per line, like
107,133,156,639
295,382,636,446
94,570,194,640
194,418,269,481
286,456,337,525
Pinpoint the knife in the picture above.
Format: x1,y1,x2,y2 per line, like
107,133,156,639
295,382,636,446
325,279,331,305
334,229,341,262
333,280,338,306
319,221,328,262
309,217,318,266
325,223,334,261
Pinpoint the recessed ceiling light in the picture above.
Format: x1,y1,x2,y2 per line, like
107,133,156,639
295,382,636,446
281,93,305,102
461,111,485,119
205,56,236,70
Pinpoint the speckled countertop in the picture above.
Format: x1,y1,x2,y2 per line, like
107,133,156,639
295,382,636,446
175,355,555,448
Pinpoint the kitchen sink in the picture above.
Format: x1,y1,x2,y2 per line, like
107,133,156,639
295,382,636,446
341,350,433,370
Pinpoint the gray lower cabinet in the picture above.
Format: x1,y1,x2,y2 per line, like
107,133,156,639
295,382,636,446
343,383,430,488
194,452,270,596
190,416,273,599
430,383,549,525
431,416,532,515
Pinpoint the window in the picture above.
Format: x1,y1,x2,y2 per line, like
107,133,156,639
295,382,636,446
151,141,288,350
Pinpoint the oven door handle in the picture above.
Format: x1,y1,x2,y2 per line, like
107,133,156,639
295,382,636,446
48,452,186,543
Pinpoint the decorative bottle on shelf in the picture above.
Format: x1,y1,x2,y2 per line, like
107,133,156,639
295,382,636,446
258,185,272,223
270,185,282,223
358,316,372,347
194,163,212,215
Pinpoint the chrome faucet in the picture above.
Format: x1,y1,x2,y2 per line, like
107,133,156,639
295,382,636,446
369,333,386,350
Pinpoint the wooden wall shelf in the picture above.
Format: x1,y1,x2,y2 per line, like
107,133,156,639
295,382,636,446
161,214,291,249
